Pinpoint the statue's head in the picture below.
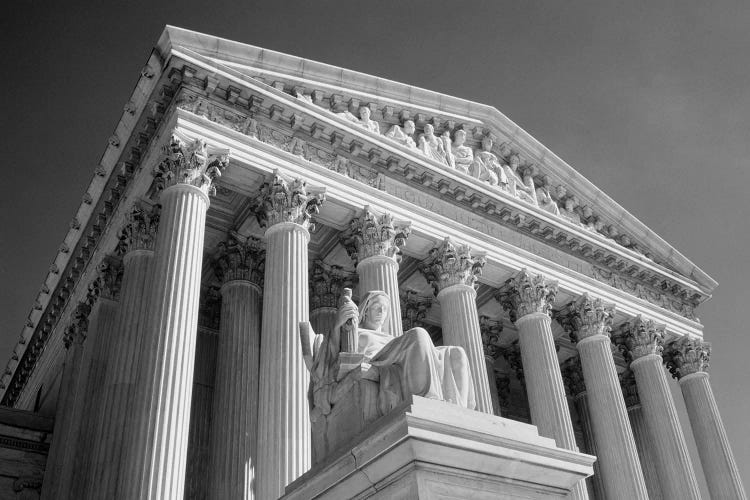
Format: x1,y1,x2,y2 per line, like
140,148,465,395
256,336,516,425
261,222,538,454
359,105,371,120
454,129,466,145
404,120,416,135
359,291,390,331
481,136,493,151
424,123,435,136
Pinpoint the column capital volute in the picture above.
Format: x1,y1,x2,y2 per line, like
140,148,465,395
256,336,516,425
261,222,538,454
342,206,411,266
309,261,355,312
153,132,230,197
479,315,504,361
495,269,558,323
252,170,325,231
400,289,432,331
561,356,587,398
117,201,160,255
554,293,616,343
619,315,665,362
421,237,486,296
663,337,710,380
212,232,265,288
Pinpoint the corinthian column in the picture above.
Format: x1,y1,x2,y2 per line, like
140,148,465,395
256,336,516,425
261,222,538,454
557,295,648,499
621,317,701,500
497,270,588,500
343,206,410,336
665,338,747,500
41,285,97,500
479,316,503,416
421,238,491,413
208,233,265,500
254,172,325,499
85,202,158,499
620,371,664,500
122,135,228,500
561,357,605,500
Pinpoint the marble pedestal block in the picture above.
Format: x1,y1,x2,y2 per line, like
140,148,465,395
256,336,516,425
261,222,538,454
283,397,595,500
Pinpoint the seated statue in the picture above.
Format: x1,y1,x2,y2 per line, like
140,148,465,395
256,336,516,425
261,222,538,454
336,105,381,135
536,180,560,215
385,119,418,149
471,136,509,190
418,124,453,167
300,290,476,422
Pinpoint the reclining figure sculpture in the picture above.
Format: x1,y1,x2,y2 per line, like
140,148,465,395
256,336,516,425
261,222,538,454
300,289,476,462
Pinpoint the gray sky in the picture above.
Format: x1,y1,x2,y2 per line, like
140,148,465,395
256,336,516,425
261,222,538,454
1,0,747,490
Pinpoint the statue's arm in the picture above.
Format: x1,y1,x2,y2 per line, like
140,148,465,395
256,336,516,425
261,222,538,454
299,322,315,371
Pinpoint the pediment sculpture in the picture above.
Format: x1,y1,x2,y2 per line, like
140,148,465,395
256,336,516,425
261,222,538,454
300,289,476,462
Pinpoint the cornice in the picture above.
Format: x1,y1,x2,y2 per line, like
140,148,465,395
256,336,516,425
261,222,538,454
158,26,716,295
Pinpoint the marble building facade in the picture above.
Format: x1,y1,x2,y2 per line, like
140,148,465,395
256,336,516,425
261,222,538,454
1,26,745,499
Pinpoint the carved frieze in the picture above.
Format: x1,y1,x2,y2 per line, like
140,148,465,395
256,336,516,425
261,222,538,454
496,270,558,322
252,171,325,230
342,207,411,265
212,233,265,286
663,337,710,379
421,238,486,295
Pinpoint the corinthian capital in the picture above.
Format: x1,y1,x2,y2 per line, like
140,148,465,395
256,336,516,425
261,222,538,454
342,206,411,265
253,171,325,230
63,301,91,349
479,316,503,360
212,232,265,287
496,270,558,322
94,256,123,301
309,261,355,311
620,316,665,361
555,294,615,342
400,289,433,330
664,337,710,379
117,202,160,254
153,133,230,196
420,238,486,295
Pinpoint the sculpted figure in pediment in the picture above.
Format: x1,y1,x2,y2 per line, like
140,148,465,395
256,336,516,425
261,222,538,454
337,106,381,135
300,290,476,421
471,136,509,190
536,177,560,215
418,124,453,167
451,129,474,175
517,166,539,206
385,119,418,150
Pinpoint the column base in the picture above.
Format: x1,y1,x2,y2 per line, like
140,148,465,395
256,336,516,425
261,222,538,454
283,397,594,500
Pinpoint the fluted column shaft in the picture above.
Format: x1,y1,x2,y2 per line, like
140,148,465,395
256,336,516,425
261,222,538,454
86,249,154,498
484,356,501,415
627,402,665,500
256,222,311,499
209,280,262,499
310,307,337,337
680,372,747,499
516,312,588,500
570,392,605,500
578,334,647,499
122,183,209,500
438,284,492,413
631,354,701,499
357,255,402,336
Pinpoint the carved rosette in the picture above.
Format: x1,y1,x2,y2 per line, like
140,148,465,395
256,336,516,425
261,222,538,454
117,202,161,255
619,370,640,408
253,171,325,230
420,238,486,295
479,316,503,360
496,270,558,323
153,134,230,196
561,357,587,398
621,316,665,361
342,207,411,265
555,294,615,343
309,261,354,311
212,233,265,287
664,337,711,380
96,256,123,301
400,289,432,330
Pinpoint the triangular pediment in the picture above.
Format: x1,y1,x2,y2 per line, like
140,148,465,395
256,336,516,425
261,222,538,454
158,26,715,300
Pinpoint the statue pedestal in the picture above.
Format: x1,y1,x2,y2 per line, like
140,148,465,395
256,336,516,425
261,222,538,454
285,396,595,500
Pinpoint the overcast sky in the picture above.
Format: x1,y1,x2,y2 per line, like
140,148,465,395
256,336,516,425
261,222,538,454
1,0,747,491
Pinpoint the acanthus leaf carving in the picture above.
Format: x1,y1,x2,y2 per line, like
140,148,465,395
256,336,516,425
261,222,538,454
554,293,615,342
400,289,433,331
153,134,229,196
495,269,558,322
309,261,355,311
619,316,665,361
212,232,265,287
479,315,503,360
117,201,160,255
252,171,325,230
561,356,586,397
663,337,710,379
342,206,411,266
420,237,485,295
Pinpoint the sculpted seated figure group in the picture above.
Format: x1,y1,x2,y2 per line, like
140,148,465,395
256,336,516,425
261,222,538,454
300,290,475,459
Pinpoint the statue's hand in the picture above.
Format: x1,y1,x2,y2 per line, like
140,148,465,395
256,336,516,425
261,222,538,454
334,301,359,333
